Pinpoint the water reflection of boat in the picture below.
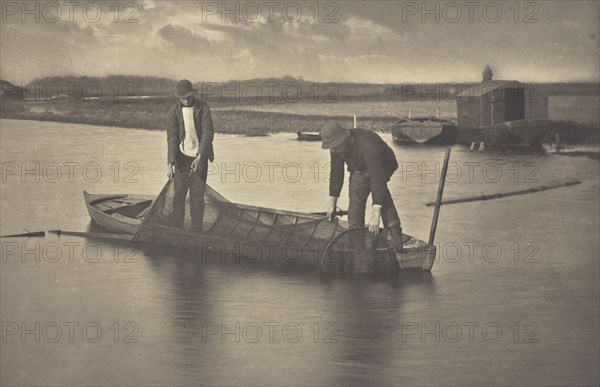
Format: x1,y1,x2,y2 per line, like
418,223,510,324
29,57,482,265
83,190,436,272
296,131,322,141
391,116,458,145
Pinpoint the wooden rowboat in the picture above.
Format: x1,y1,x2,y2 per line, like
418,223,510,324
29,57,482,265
83,191,436,272
83,191,153,234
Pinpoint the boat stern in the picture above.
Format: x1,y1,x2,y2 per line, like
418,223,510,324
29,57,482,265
394,242,437,271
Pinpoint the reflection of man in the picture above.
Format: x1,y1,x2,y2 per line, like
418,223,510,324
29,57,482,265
166,79,215,231
322,122,404,252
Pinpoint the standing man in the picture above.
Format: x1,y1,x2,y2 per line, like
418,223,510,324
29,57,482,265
322,122,404,253
166,79,215,232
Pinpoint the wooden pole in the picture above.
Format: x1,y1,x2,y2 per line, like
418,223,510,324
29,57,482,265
0,231,45,238
428,147,451,245
425,178,581,207
353,114,357,128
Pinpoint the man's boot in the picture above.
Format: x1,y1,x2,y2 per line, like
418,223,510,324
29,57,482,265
389,225,404,253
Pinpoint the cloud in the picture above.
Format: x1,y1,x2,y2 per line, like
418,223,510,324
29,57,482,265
158,23,212,50
0,1,598,83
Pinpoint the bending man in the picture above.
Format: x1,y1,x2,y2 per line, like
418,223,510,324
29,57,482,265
322,122,404,252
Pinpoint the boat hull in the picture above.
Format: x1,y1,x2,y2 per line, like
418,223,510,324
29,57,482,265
83,191,435,272
391,118,457,145
457,119,555,148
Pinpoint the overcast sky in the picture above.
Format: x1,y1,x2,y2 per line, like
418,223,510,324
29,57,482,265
1,0,598,84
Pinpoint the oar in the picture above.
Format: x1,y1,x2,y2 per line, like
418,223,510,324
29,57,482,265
0,230,45,238
48,230,134,241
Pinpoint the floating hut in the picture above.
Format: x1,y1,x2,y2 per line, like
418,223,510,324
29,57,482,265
456,65,553,148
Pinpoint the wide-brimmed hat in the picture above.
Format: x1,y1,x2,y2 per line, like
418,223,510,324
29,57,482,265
321,122,350,149
175,79,196,98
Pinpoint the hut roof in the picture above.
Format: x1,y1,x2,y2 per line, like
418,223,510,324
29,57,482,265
458,80,523,97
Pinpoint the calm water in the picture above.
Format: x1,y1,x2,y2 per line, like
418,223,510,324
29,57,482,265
1,119,599,386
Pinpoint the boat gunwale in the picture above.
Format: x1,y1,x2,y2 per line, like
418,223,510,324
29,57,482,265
85,191,332,221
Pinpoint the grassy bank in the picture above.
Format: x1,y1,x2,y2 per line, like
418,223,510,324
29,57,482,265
0,99,398,135
1,99,597,145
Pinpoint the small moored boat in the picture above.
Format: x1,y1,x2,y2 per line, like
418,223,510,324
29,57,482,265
391,116,457,145
296,131,322,141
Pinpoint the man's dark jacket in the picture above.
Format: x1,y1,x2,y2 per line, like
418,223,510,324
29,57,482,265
329,128,398,206
167,98,215,165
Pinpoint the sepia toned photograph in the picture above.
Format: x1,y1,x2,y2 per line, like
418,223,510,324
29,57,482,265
1,1,598,386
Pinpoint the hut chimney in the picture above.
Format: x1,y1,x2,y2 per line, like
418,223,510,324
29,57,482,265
482,65,493,82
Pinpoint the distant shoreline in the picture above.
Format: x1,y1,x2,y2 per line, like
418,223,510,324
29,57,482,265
1,99,598,147
0,99,400,135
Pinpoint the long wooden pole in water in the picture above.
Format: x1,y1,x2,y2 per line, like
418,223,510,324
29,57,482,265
425,178,581,207
428,148,451,245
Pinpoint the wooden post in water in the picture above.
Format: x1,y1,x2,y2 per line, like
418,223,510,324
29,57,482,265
428,147,451,245
353,114,357,128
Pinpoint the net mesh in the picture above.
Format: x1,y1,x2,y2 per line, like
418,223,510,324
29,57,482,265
133,180,397,272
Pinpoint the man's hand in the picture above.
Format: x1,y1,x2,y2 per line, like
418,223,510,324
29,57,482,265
190,155,202,172
367,205,382,234
167,163,175,180
327,197,338,221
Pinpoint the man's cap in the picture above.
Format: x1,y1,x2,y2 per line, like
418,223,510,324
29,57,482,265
175,79,195,98
321,122,350,149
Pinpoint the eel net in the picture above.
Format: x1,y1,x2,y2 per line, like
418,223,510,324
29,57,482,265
133,180,395,272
